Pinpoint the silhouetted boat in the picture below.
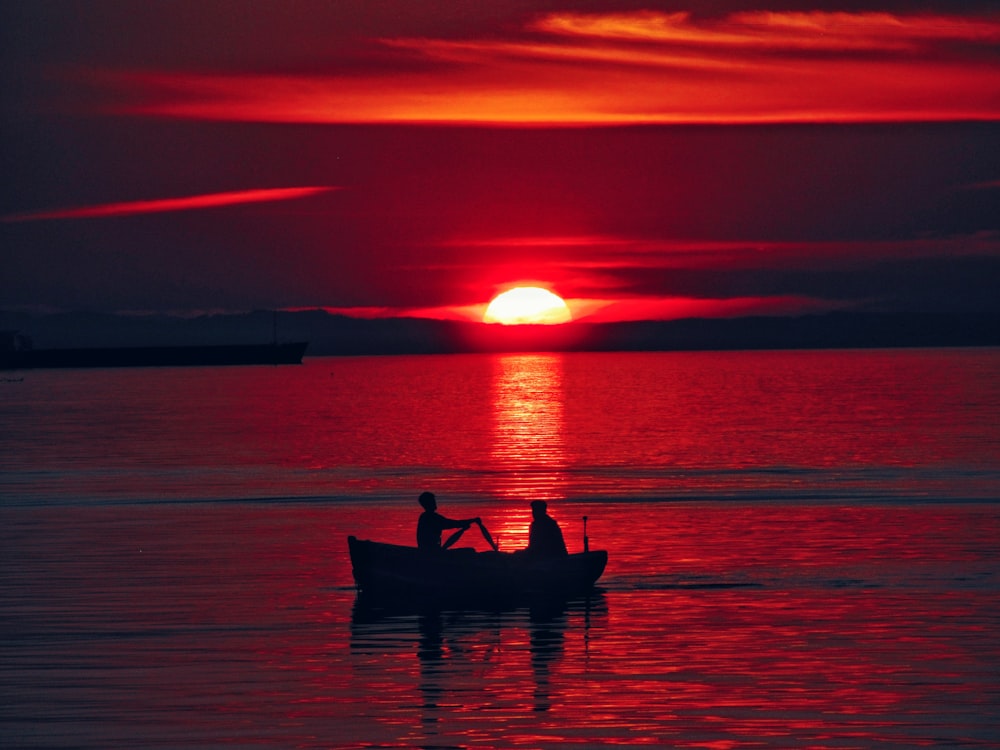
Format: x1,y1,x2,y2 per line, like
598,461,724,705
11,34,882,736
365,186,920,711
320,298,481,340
0,342,308,370
347,536,608,601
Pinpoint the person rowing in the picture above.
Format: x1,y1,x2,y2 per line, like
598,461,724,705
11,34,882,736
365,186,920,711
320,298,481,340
416,491,485,551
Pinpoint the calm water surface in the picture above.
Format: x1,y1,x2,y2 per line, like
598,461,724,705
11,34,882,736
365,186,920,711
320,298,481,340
4,349,998,505
2,349,999,747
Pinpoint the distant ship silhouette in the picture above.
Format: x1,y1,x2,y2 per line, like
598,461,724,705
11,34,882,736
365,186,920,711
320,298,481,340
1,339,307,370
2,310,307,369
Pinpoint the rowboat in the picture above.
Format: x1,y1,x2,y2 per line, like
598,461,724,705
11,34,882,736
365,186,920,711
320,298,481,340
347,536,608,601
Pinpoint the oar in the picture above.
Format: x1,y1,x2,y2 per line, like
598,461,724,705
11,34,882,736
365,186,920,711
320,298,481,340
476,519,499,552
442,525,468,549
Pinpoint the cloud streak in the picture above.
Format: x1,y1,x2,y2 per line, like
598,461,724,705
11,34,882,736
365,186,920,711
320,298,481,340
426,232,1000,319
534,10,1000,52
75,10,1000,125
2,186,337,223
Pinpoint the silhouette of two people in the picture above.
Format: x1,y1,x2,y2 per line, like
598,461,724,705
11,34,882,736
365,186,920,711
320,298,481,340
416,492,567,558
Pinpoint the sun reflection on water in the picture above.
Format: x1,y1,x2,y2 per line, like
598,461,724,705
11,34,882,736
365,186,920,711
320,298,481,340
490,354,567,504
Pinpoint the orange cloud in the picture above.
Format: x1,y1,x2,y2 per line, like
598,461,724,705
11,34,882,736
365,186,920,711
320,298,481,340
77,10,1000,125
313,304,487,323
2,186,337,223
534,10,1000,52
417,232,1000,318
571,295,835,322
318,295,831,324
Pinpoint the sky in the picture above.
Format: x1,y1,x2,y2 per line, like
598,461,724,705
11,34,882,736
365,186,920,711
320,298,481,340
2,1,999,323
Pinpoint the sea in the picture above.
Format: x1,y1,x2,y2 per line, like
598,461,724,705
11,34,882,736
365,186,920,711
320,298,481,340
1,348,999,748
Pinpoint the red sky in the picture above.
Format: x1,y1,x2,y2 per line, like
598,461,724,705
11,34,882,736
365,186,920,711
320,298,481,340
2,2,998,322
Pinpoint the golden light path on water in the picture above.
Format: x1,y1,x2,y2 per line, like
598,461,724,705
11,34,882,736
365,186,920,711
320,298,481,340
487,353,570,548
491,354,568,504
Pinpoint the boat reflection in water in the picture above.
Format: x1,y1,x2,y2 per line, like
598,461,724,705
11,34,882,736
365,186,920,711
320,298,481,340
350,592,608,729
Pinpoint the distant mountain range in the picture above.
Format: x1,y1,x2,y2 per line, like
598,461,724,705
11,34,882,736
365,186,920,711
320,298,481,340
3,309,998,357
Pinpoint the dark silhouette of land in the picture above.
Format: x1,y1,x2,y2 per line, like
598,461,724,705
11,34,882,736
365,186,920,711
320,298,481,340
2,308,998,362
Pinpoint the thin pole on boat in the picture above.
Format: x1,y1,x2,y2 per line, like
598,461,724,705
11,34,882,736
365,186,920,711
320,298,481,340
583,516,589,552
477,519,499,552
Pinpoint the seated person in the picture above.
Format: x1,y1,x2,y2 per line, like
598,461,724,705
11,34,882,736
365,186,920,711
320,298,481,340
525,500,568,558
416,491,479,551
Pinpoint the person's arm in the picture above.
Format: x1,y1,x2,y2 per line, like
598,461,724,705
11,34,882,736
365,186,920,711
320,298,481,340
441,517,482,549
442,526,467,549
555,524,568,555
440,515,477,530
527,521,540,551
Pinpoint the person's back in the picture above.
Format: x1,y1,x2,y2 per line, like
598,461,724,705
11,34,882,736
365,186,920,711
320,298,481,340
526,500,568,558
417,508,444,550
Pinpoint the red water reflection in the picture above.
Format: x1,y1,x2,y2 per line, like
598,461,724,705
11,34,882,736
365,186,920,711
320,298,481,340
345,502,1000,748
3,350,999,746
5,349,998,506
2,501,998,747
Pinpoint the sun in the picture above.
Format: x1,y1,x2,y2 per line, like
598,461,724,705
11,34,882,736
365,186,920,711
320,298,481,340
483,286,572,325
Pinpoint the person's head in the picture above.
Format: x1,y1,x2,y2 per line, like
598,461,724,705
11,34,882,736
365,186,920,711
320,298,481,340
530,500,547,518
419,491,437,511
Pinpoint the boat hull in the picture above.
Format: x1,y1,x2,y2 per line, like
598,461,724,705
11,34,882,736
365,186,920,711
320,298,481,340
348,536,607,601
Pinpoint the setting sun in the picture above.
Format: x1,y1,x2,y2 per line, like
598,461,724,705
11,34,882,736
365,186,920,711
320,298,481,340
483,287,572,325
